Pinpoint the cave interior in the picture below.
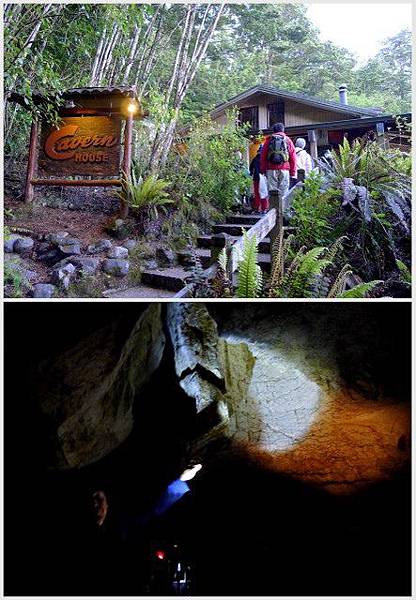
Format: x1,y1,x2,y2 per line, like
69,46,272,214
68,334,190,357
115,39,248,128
4,302,412,596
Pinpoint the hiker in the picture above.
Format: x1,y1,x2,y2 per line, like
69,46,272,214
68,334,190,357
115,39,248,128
249,144,269,214
260,123,296,218
294,138,313,182
90,462,202,532
74,462,203,594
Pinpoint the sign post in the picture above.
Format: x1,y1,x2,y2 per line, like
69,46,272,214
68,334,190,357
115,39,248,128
19,86,143,213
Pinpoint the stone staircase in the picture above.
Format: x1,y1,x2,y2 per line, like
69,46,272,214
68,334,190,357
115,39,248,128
108,213,282,297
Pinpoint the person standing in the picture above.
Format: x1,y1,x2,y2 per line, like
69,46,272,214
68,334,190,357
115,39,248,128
260,123,296,218
249,145,269,214
294,138,313,182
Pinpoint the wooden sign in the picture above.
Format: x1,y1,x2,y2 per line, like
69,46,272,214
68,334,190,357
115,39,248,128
38,116,122,177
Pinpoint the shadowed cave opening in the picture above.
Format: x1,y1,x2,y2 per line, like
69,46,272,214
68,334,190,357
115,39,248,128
4,303,411,596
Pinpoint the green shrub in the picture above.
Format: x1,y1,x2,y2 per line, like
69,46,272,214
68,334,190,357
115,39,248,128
291,171,340,247
165,111,251,213
117,169,173,222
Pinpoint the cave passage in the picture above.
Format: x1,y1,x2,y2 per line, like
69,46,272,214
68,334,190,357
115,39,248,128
4,302,412,596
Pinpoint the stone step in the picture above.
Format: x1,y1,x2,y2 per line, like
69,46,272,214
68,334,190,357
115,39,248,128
141,266,191,292
259,238,270,253
226,214,262,225
103,285,176,298
212,223,253,236
177,247,211,268
196,234,214,248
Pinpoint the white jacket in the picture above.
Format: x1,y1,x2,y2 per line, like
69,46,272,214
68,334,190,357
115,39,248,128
295,148,313,175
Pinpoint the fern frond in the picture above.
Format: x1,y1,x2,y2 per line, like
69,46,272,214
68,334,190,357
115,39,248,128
396,260,411,283
326,236,348,264
327,263,353,297
340,280,383,298
236,231,263,298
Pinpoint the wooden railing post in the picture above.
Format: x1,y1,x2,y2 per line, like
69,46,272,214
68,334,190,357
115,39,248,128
268,189,282,258
24,119,38,203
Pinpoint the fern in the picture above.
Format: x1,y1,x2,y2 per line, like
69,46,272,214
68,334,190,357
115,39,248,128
340,280,383,298
396,259,411,283
116,174,173,220
327,263,353,297
236,231,263,298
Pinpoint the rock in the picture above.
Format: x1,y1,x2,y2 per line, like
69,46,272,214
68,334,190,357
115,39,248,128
107,218,131,240
4,234,20,253
156,247,176,267
73,257,100,275
178,250,194,267
87,239,112,254
33,304,165,469
24,269,38,282
145,259,158,270
46,232,69,245
33,283,57,298
13,236,34,256
37,241,54,254
58,238,81,256
167,303,223,381
212,305,411,494
166,304,229,455
107,246,129,259
122,239,137,253
52,263,77,289
102,258,129,277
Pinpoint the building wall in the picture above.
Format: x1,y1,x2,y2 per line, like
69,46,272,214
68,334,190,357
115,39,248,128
212,92,358,130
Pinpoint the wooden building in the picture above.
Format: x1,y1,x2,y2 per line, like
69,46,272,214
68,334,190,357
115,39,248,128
210,84,411,160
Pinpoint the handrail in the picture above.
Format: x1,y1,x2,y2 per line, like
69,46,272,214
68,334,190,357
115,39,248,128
174,208,278,298
174,182,303,298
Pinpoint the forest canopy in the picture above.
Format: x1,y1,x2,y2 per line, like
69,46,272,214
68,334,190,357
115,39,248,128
4,2,411,164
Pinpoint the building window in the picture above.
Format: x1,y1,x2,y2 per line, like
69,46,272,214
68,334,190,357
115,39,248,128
238,106,259,130
268,100,285,128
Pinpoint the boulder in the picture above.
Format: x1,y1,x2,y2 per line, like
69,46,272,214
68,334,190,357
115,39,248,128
33,304,165,469
122,239,137,253
102,258,129,277
108,218,131,240
33,283,57,298
4,234,20,253
58,237,81,256
46,232,69,246
87,239,112,254
145,259,158,270
52,263,77,289
156,247,176,267
13,236,34,256
107,246,129,259
73,256,100,275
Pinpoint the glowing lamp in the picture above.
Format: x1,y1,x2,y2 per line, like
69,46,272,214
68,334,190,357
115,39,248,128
127,102,137,115
155,550,166,560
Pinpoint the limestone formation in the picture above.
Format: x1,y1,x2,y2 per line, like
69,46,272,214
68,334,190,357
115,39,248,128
34,304,165,469
167,303,229,444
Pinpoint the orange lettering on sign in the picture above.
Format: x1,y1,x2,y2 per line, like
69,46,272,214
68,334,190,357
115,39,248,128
45,125,119,161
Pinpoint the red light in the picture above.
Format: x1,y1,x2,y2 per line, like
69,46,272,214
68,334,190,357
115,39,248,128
155,550,166,560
